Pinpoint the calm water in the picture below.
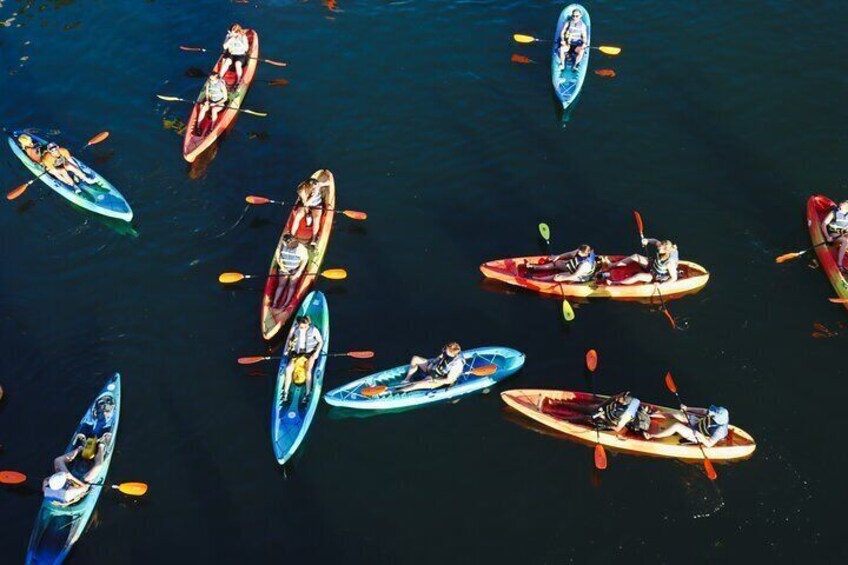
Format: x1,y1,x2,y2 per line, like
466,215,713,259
1,0,846,562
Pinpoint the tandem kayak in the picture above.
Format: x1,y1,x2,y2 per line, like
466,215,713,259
807,195,848,309
26,373,121,564
324,347,525,411
182,29,259,163
8,132,133,222
261,170,336,341
480,255,709,300
501,389,756,462
271,291,329,465
552,4,591,110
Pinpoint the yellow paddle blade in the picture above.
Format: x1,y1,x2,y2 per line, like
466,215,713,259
513,34,537,44
218,272,245,284
538,223,550,242
470,364,498,377
562,299,575,322
321,268,347,280
86,131,110,146
598,45,622,55
114,482,148,496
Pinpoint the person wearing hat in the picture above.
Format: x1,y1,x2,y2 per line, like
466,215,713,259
219,24,250,85
525,244,600,283
397,342,465,392
644,404,731,447
194,71,230,136
16,133,44,163
41,441,106,505
281,314,325,404
272,233,310,307
605,238,680,286
40,141,98,188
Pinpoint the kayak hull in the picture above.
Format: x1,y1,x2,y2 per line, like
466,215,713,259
501,389,756,462
261,170,336,340
8,132,133,222
552,4,591,109
26,373,121,565
806,195,848,309
271,291,329,465
324,347,525,411
480,255,709,300
182,29,260,163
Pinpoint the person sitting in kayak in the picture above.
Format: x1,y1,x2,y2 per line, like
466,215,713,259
525,244,599,283
822,200,848,273
605,238,679,286
290,171,332,246
41,142,98,189
281,314,325,404
194,72,229,135
558,8,588,72
41,439,107,505
644,405,730,448
219,24,250,85
541,391,641,433
397,342,465,392
17,133,43,163
273,234,310,307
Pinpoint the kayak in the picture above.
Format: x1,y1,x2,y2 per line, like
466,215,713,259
182,29,260,163
8,132,133,222
807,195,848,308
271,291,329,465
26,373,121,564
552,4,591,109
261,170,336,340
324,347,525,411
480,255,709,300
501,389,756,462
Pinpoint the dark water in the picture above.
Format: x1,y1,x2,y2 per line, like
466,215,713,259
1,0,846,562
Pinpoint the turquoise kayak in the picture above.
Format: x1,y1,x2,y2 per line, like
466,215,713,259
8,131,133,222
323,347,525,411
271,291,329,465
26,373,121,564
552,4,591,109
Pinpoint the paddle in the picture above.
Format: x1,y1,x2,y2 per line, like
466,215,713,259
633,211,676,330
0,471,149,495
155,95,268,117
178,45,287,67
187,73,289,87
829,297,848,304
775,241,829,264
512,34,622,55
585,349,607,470
7,131,110,201
218,269,347,284
537,223,575,322
245,195,367,220
238,350,375,365
663,372,718,480
360,363,499,398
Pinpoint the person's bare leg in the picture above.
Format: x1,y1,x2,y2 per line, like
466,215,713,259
403,356,428,382
283,362,294,399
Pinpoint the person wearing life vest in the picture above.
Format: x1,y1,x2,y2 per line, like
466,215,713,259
398,342,465,392
281,315,325,404
822,200,848,273
606,238,680,286
557,8,589,72
644,405,730,447
219,24,250,85
41,440,106,506
290,170,332,246
272,233,310,307
194,72,229,135
41,142,98,189
526,244,599,283
17,133,43,164
540,391,641,434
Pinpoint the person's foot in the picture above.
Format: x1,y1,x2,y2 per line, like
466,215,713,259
300,394,309,406
309,240,317,247
643,432,652,440
281,391,289,403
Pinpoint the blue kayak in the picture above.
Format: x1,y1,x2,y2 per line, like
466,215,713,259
8,131,133,222
26,373,121,565
271,291,329,465
323,347,525,411
552,4,591,109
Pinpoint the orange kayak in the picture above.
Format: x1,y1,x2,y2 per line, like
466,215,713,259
182,29,259,163
261,170,336,341
480,255,709,300
501,389,756,462
807,195,848,309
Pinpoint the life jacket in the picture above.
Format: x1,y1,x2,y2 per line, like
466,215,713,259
43,147,70,169
278,245,304,274
44,483,74,503
601,396,637,427
225,33,249,56
650,253,672,281
828,208,848,234
289,325,321,355
304,185,323,207
627,405,652,433
565,251,597,281
428,352,463,379
564,19,586,43
207,79,228,103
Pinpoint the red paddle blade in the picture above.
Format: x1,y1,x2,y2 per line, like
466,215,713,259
0,471,27,485
7,182,30,201
594,69,616,77
342,210,367,220
775,252,800,264
361,385,387,397
86,131,110,146
664,371,677,394
633,210,644,235
237,356,268,365
585,349,598,372
245,195,271,205
470,364,498,377
703,458,718,480
347,351,374,359
663,309,677,330
511,54,534,64
594,444,607,470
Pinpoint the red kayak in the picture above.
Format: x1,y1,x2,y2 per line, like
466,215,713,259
807,195,848,309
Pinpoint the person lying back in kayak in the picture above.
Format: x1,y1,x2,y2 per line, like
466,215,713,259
219,24,250,85
541,391,641,433
821,200,848,273
525,244,599,282
281,314,325,404
558,8,588,72
41,142,98,189
41,439,107,505
17,133,43,163
273,234,310,307
605,239,679,286
194,72,229,135
644,405,730,448
397,342,465,393
290,171,332,246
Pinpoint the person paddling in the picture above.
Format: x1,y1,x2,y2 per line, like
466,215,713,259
17,133,44,163
644,405,730,448
273,234,309,307
290,171,332,246
42,434,109,506
526,244,599,283
397,342,465,392
821,200,848,273
40,142,98,189
219,24,250,85
194,72,229,135
281,315,325,404
557,8,588,72
606,238,679,286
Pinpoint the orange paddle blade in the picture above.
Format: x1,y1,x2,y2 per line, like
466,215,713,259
7,182,30,201
114,482,148,496
664,371,677,394
828,297,848,304
86,131,110,146
347,351,374,359
361,385,387,397
238,356,269,365
470,364,498,377
594,444,608,470
342,210,367,220
511,54,534,64
703,458,718,480
633,210,644,235
585,349,598,372
0,470,27,485
775,252,801,264
268,79,290,86
245,195,271,205
594,69,616,77
321,268,347,280
663,309,677,330
218,272,245,284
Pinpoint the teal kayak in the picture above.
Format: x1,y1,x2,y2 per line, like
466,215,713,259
552,4,591,109
26,373,121,564
8,131,133,222
323,347,525,411
271,291,329,465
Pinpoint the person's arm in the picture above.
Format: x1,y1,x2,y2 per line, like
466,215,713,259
445,359,464,384
666,254,679,283
681,404,708,416
642,238,661,248
612,400,640,432
822,211,835,242
283,325,296,355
